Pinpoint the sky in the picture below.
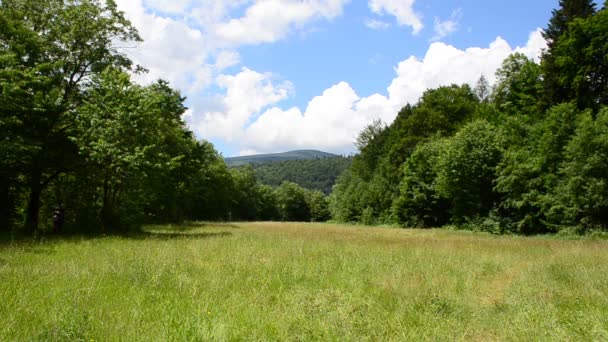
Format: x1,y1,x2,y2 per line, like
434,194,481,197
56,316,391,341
112,0,563,157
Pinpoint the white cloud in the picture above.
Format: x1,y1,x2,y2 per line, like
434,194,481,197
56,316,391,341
368,0,423,34
192,68,293,142
143,0,193,14
431,8,462,42
113,0,348,93
387,29,546,107
365,19,390,30
214,51,241,71
113,1,549,156
214,0,350,45
114,0,214,93
193,30,548,155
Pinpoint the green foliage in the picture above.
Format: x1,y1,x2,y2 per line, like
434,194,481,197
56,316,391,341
230,166,261,221
249,156,352,194
256,185,280,221
331,85,479,226
435,120,506,222
329,170,367,223
495,103,583,234
2,0,608,235
542,0,599,108
392,139,450,227
336,3,608,233
549,107,608,228
550,8,608,111
492,53,544,116
274,182,311,222
306,190,331,222
225,150,337,166
0,0,141,232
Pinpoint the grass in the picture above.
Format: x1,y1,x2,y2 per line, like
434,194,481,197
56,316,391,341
1,222,607,341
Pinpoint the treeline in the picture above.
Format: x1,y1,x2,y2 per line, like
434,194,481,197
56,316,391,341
246,157,352,194
0,0,331,235
3,0,607,236
331,0,608,234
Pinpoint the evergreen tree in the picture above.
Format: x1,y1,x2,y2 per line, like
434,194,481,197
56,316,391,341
542,0,596,107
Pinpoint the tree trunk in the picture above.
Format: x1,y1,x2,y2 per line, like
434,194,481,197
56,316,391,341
0,181,13,232
24,170,42,233
99,173,111,233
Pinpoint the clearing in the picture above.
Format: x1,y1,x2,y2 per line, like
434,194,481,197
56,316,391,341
1,222,607,340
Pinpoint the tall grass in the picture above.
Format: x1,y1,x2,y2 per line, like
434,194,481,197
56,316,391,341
1,222,607,340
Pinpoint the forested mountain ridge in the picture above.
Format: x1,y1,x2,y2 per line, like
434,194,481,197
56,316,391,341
244,156,352,194
225,150,337,166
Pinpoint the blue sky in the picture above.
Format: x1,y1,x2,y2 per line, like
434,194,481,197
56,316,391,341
114,0,572,157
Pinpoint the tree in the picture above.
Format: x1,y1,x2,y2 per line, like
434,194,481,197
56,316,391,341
542,0,597,107
435,120,506,222
495,103,583,234
230,166,260,221
256,185,280,221
0,0,141,232
73,69,185,230
392,139,450,228
492,53,543,116
250,156,352,194
549,107,608,229
550,8,608,112
330,84,479,226
543,0,596,48
474,74,491,102
306,190,330,222
275,182,311,222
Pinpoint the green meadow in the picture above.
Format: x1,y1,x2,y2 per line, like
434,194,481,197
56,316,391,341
1,222,607,341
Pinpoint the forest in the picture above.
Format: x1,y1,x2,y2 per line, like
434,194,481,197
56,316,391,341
244,156,352,195
1,0,607,236
330,0,608,234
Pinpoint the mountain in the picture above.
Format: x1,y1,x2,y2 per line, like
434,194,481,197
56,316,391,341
250,156,352,194
225,150,338,166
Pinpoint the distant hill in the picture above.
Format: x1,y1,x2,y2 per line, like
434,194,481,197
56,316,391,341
225,150,337,166
250,156,352,194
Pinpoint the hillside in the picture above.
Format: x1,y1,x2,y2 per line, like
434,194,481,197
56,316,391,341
250,156,352,194
225,150,337,166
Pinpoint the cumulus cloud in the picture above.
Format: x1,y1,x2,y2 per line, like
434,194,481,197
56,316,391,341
191,68,293,142
194,30,548,155
214,0,350,45
368,0,423,34
431,8,462,42
113,1,549,156
113,0,349,92
114,0,215,93
365,19,391,30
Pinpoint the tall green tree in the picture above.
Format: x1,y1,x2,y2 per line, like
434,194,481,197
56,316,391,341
392,139,450,228
550,8,608,112
542,0,597,107
435,120,506,222
73,69,185,230
495,103,583,234
549,107,608,229
0,0,141,232
275,182,311,222
492,53,543,116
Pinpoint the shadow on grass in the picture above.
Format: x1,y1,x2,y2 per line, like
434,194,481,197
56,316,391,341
0,226,233,248
145,221,241,231
133,231,232,240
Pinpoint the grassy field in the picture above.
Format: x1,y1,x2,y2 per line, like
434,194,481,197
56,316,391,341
1,222,607,341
